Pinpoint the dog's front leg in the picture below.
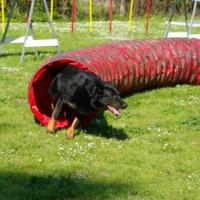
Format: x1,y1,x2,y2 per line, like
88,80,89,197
47,100,63,133
66,117,79,139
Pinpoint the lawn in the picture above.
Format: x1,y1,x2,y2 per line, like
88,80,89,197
0,17,200,200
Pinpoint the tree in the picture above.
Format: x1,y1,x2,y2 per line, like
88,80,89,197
119,0,126,15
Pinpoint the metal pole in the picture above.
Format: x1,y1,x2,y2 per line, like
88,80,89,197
1,0,5,33
183,0,189,37
0,0,17,51
164,0,176,38
146,0,151,33
109,0,112,33
42,0,56,38
71,0,76,33
189,0,198,36
20,0,36,64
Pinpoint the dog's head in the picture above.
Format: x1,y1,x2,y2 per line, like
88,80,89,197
97,82,127,116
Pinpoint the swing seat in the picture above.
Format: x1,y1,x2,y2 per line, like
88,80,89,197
167,32,188,38
24,39,58,48
189,34,200,39
4,36,33,44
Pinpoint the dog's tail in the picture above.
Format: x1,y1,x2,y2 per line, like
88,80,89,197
48,73,61,100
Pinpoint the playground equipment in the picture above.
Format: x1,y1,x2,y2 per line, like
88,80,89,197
0,0,59,64
165,0,200,38
50,0,54,21
128,0,152,33
71,0,114,33
1,1,151,35
28,38,200,128
69,0,150,33
188,0,200,38
71,0,76,32
146,0,151,33
1,0,5,33
128,0,134,32
109,0,112,33
89,0,93,32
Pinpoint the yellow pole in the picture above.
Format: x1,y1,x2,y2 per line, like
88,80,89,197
89,0,92,32
50,0,54,21
128,0,134,32
1,0,5,33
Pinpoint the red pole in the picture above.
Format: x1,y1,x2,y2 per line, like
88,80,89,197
146,0,151,33
109,0,112,33
71,0,76,32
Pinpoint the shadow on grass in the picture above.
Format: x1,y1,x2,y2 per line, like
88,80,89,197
84,113,130,140
0,171,132,200
0,51,56,58
35,113,129,140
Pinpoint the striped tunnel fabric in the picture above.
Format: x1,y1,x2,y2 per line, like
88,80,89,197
28,38,200,128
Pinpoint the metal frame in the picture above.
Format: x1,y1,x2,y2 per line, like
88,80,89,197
189,0,200,35
164,0,189,38
0,0,59,64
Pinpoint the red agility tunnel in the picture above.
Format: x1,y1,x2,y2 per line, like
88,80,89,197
28,38,200,128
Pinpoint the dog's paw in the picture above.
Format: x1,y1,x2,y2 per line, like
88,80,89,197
66,128,74,139
66,134,74,139
47,119,55,134
47,128,55,134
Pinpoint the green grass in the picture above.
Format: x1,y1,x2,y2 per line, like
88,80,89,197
0,17,200,200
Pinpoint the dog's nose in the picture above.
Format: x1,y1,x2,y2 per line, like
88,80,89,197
121,101,128,109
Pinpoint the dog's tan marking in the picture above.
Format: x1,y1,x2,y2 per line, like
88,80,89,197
47,118,56,133
66,117,79,139
47,100,63,133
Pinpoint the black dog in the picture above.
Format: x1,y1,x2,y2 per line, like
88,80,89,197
47,65,127,138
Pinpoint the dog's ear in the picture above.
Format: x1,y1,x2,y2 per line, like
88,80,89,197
85,81,105,97
94,79,105,94
95,80,105,89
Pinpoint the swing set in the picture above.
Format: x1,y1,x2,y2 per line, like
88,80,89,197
0,0,152,34
0,0,59,64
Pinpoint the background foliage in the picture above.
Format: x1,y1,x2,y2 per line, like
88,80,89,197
1,0,199,22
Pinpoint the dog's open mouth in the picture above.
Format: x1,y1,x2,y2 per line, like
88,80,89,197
107,105,121,116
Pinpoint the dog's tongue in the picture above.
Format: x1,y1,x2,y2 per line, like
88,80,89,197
107,105,120,116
